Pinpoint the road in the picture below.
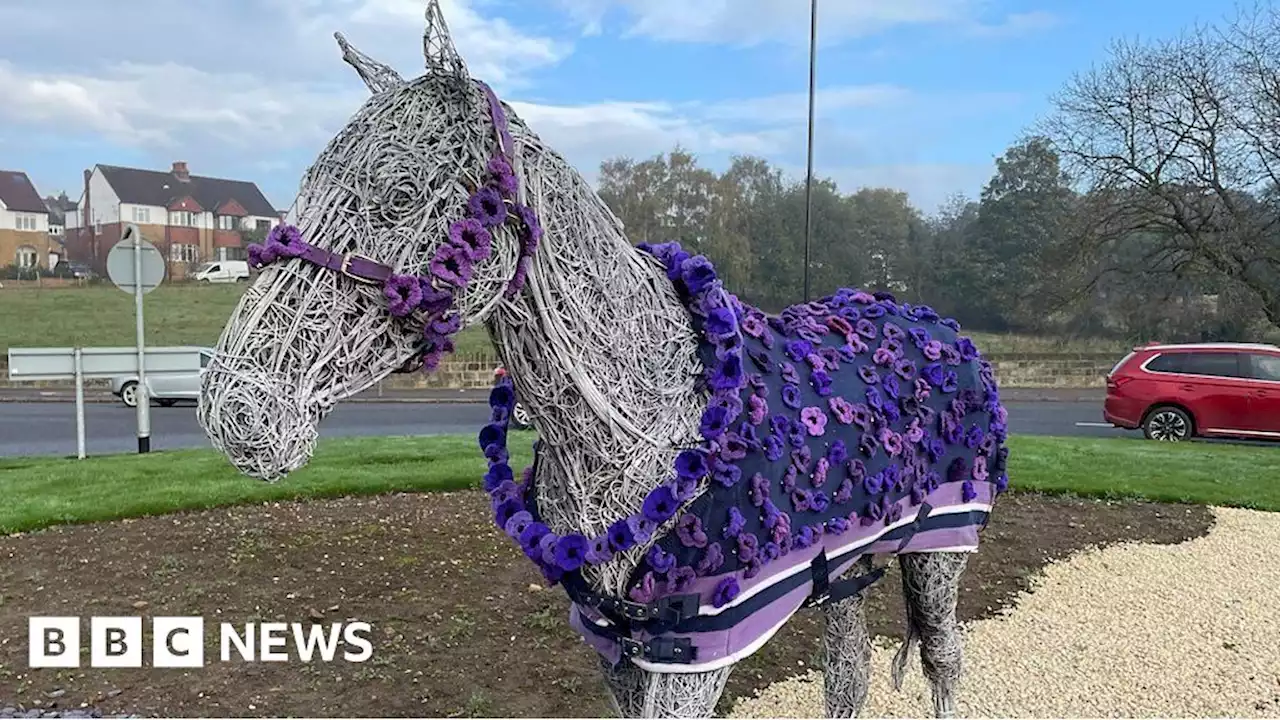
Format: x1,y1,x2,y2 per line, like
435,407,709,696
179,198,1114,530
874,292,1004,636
0,398,1135,458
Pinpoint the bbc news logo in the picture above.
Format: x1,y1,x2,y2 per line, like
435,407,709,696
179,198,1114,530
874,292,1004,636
29,617,373,668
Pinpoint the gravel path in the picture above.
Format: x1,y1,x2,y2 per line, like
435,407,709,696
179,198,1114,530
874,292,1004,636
731,506,1280,718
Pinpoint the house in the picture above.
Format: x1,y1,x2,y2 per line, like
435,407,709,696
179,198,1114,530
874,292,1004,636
65,161,280,278
44,192,79,269
0,170,54,272
44,192,77,237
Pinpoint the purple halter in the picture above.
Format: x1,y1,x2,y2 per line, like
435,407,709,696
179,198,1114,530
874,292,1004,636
246,80,542,371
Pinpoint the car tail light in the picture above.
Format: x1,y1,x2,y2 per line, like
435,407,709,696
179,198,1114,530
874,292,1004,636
1107,375,1134,390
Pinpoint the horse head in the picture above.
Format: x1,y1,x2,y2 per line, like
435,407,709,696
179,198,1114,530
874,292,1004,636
199,0,540,480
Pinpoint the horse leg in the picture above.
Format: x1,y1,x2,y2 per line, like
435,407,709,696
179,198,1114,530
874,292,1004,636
895,551,968,718
821,591,872,718
598,657,734,718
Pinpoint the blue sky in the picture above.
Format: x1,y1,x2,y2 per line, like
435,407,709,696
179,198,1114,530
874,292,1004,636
0,0,1230,215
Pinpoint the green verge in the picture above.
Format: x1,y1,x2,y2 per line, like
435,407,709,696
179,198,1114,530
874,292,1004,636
0,284,494,357
0,434,1276,535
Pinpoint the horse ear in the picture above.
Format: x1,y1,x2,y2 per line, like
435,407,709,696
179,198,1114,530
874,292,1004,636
335,32,406,94
423,0,468,77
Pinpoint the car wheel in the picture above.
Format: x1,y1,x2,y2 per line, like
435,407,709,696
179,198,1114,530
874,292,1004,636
120,381,139,408
1143,406,1193,442
511,402,532,430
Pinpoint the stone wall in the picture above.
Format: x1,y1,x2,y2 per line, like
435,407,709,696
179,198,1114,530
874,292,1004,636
983,353,1116,389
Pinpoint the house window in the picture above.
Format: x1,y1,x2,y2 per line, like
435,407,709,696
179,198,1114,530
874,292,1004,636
216,246,247,262
256,219,271,231
15,245,38,268
168,243,199,264
217,215,237,230
168,210,196,227
15,213,39,231
132,207,151,223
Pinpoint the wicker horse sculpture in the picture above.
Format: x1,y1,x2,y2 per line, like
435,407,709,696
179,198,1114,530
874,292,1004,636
198,4,1010,717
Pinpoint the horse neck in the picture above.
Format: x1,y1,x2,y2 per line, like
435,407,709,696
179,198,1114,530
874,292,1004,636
484,149,704,591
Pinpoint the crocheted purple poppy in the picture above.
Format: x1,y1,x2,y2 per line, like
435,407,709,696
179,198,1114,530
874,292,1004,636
709,353,744,391
800,407,827,436
834,478,854,503
741,314,766,338
430,243,473,287
504,510,534,539
697,542,725,574
812,457,830,487
675,449,709,481
781,363,800,385
266,223,306,258
858,431,879,458
704,307,738,340
642,485,679,523
736,533,759,563
712,576,740,608
518,522,550,559
467,186,508,228
764,434,784,461
791,435,819,469
677,513,709,548
487,156,519,197
719,434,749,461
668,566,697,592
607,519,636,552
647,545,677,574
447,217,493,261
923,340,943,361
723,507,746,538
942,370,959,393
883,374,901,401
781,384,802,410
810,369,833,396
872,347,895,366
972,455,990,482
857,364,879,385
748,394,768,425
680,255,717,295
750,473,770,507
629,572,657,603
700,406,730,440
827,396,854,424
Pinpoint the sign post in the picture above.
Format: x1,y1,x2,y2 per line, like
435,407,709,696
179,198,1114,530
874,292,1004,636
106,224,165,453
73,347,86,459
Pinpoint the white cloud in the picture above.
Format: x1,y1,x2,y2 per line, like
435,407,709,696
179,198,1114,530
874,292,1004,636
0,0,1006,213
552,0,1054,46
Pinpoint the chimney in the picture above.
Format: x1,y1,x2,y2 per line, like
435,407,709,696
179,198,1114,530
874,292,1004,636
83,168,94,265
172,161,190,182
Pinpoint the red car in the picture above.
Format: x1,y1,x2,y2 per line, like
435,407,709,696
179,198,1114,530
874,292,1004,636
493,367,532,430
1104,342,1280,441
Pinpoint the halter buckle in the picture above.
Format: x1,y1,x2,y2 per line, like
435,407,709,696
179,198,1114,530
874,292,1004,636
339,253,380,284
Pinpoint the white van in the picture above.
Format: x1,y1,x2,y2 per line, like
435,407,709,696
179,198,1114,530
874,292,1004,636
193,260,250,283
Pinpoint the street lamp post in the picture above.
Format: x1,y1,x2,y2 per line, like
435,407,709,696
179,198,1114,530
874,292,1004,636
802,0,818,303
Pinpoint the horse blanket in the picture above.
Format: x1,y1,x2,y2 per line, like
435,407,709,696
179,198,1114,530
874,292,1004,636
480,243,1010,674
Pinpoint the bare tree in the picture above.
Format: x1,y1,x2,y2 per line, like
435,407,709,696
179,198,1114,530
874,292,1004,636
1042,6,1280,328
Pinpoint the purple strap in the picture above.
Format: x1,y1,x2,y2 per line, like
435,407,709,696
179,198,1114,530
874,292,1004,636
477,81,514,160
249,79,521,306
298,244,393,285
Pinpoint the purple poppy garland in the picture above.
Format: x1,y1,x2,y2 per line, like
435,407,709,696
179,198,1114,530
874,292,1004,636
478,242,750,600
246,155,542,371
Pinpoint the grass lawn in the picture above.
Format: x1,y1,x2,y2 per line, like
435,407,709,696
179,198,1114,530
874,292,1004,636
0,283,493,357
1,434,1275,535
